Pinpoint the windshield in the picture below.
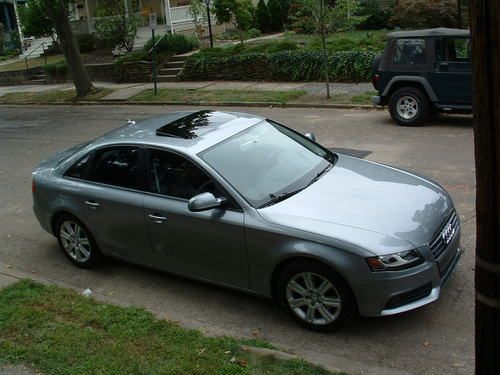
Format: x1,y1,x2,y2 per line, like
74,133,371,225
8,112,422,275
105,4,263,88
199,120,336,208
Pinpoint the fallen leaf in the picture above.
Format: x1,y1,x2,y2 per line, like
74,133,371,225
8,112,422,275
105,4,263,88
237,359,248,368
423,341,431,347
6,264,12,269
252,330,260,337
198,348,206,354
230,356,236,363
224,350,231,354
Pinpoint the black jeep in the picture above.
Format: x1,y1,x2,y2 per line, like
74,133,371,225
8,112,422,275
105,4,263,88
372,28,472,126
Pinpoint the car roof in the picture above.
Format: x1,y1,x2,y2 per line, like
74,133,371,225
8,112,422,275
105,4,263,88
94,110,265,155
387,27,470,38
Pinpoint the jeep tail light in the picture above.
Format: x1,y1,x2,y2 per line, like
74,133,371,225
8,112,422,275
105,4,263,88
32,180,36,193
372,74,380,90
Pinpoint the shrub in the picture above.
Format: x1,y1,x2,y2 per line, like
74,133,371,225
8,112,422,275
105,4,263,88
246,28,262,39
256,0,272,33
144,33,199,55
184,49,376,82
76,33,96,52
356,0,392,30
115,50,149,65
94,1,138,52
309,33,386,52
268,0,284,31
44,61,68,76
389,0,458,28
288,1,316,34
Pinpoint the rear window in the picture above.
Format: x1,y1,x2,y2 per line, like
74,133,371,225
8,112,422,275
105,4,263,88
393,39,427,65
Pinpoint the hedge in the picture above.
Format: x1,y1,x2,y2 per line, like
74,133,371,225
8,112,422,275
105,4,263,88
183,50,376,82
143,33,199,55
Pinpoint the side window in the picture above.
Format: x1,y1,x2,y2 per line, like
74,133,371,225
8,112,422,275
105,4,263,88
393,39,426,65
89,146,142,190
148,149,222,200
437,38,470,62
66,153,91,179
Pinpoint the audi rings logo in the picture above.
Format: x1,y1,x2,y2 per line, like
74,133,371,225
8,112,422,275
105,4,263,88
441,223,455,245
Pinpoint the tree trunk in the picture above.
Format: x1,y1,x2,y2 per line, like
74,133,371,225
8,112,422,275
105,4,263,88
46,2,94,97
238,25,244,44
470,0,500,374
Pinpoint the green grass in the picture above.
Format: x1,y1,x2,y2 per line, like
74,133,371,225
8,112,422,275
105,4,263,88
0,54,65,72
0,88,113,103
0,280,341,375
131,88,307,104
291,91,377,105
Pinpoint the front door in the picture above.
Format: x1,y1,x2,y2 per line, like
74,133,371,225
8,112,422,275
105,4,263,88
431,37,472,105
143,148,248,288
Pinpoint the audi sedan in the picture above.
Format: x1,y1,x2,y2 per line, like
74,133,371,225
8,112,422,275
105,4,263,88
32,110,461,331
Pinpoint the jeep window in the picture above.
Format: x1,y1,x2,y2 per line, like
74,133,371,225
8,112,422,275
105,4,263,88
437,38,470,62
393,39,426,65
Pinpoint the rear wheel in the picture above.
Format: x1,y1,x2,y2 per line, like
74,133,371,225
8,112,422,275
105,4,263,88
55,214,101,268
276,260,357,332
389,87,430,126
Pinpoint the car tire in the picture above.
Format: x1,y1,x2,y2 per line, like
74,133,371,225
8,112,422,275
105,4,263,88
55,214,102,268
276,260,357,332
389,87,430,126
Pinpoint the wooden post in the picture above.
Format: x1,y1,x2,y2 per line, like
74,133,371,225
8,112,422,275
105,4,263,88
470,0,500,374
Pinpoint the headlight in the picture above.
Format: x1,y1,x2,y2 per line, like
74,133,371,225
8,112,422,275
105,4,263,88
366,250,424,272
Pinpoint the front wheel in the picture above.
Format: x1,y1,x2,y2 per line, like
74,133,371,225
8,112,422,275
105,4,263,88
276,260,357,332
389,87,430,126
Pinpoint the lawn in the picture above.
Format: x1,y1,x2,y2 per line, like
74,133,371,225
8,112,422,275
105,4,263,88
0,280,341,375
0,88,113,103
291,91,377,105
131,88,307,104
0,54,65,72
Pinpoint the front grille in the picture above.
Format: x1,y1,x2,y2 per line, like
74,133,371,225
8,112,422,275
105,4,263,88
429,210,459,259
385,283,433,310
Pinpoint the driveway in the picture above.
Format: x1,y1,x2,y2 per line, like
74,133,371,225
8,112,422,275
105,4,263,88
0,105,475,375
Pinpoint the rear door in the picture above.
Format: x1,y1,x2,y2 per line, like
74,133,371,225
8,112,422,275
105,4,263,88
431,37,472,105
70,145,151,264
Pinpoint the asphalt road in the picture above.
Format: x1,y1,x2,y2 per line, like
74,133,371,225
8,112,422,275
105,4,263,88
0,105,475,375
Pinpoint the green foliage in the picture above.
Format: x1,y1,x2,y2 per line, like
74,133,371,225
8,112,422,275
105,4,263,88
114,50,149,65
327,0,365,32
278,0,291,22
213,0,256,42
143,33,199,55
309,33,386,52
268,0,284,31
43,60,68,76
18,0,55,39
389,0,458,28
76,33,96,52
356,0,392,30
194,40,298,59
256,0,272,33
185,48,376,82
0,23,4,55
246,28,262,38
94,0,138,52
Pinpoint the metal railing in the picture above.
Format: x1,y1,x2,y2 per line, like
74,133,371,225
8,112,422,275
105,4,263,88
24,42,47,71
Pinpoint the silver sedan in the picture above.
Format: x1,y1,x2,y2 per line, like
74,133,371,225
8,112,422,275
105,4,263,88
32,110,461,331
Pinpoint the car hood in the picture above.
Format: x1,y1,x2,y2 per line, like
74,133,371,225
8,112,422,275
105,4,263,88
258,155,452,256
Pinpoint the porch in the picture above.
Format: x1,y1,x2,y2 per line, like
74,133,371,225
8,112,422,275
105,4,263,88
69,0,220,36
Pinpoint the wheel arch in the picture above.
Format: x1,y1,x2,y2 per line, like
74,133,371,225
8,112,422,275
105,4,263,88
383,76,437,103
50,210,82,236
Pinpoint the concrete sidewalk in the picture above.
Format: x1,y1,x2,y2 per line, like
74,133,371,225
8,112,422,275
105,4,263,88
0,80,374,101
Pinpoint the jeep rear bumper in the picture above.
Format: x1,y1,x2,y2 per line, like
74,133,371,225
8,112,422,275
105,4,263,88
372,95,382,105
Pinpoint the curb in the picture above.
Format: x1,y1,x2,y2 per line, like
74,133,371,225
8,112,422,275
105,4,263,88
0,100,384,110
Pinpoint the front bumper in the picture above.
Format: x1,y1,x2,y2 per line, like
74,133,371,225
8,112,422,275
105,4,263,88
353,227,462,317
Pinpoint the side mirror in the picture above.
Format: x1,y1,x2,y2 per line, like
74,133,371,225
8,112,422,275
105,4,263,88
304,132,316,142
188,192,226,212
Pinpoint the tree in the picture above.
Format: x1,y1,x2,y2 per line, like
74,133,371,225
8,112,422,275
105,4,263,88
94,0,138,52
328,0,363,31
188,0,207,40
213,0,255,43
268,0,283,31
278,0,290,22
17,0,57,46
40,0,94,97
256,0,272,32
470,1,500,373
0,23,4,55
389,0,459,28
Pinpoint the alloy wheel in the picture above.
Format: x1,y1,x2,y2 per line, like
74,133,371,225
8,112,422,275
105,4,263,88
396,95,419,120
59,221,91,263
285,272,342,325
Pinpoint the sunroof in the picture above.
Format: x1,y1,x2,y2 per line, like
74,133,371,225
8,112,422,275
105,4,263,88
156,110,237,139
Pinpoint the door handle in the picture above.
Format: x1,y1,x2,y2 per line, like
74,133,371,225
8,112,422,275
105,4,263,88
148,213,167,223
85,200,100,209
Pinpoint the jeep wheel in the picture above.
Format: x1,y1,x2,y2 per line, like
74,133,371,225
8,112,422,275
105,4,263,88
389,87,429,126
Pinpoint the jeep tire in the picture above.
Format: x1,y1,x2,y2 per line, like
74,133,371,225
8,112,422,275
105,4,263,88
389,87,430,126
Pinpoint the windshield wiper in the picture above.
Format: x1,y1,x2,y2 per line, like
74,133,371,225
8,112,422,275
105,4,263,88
259,189,305,208
307,164,333,187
